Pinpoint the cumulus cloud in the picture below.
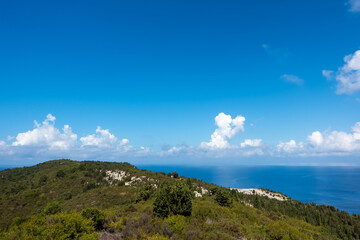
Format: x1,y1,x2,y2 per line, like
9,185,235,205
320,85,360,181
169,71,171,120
348,0,360,12
0,114,145,161
281,74,304,86
12,114,77,150
323,50,360,94
278,122,360,156
240,139,262,148
2,113,360,161
200,113,245,149
307,122,360,153
80,126,129,148
277,140,303,153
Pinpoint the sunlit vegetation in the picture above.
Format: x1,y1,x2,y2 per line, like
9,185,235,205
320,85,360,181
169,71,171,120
0,159,359,239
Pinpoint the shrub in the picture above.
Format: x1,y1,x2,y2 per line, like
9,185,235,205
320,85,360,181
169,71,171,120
81,208,106,230
56,170,66,178
214,189,232,207
83,182,97,192
135,185,154,203
166,215,186,236
43,201,62,215
46,212,97,239
63,191,72,200
153,181,193,218
38,175,48,185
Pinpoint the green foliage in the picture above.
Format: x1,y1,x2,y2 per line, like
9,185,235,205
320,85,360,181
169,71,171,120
43,201,62,215
166,215,186,236
38,175,48,185
81,208,105,230
135,184,154,203
83,182,97,192
63,191,72,200
2,212,97,239
1,159,359,240
56,169,66,178
253,194,261,208
214,189,232,207
153,181,193,218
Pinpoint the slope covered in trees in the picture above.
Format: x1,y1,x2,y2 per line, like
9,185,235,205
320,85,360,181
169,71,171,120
0,159,359,239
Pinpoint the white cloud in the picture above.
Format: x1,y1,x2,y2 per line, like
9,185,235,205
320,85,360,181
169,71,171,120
0,114,144,161
200,112,245,149
277,140,303,153
322,70,334,80
307,123,360,153
308,131,323,146
2,113,360,162
278,122,360,156
241,139,262,148
80,126,129,148
281,74,304,86
12,114,77,150
324,50,360,94
348,0,360,12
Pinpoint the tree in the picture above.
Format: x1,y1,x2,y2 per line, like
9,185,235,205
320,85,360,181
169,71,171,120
153,181,193,218
214,189,232,207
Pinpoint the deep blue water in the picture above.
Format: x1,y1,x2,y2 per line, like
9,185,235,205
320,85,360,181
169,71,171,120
138,165,360,215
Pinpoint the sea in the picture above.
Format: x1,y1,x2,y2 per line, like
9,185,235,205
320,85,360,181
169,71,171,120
138,165,360,215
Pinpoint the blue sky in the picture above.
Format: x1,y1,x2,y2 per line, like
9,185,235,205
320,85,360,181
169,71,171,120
1,0,360,166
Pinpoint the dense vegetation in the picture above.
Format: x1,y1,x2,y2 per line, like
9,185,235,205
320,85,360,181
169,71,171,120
0,159,359,239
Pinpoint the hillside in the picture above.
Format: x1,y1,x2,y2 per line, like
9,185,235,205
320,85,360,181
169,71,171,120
0,159,359,239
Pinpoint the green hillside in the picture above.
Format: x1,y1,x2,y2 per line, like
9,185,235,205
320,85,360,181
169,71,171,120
0,159,359,239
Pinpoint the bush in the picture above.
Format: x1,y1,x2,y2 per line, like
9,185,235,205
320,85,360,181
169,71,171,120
214,189,232,207
81,208,105,230
38,175,48,185
63,191,72,200
46,212,97,239
135,185,154,203
83,183,97,192
56,170,66,178
43,201,62,215
153,181,193,218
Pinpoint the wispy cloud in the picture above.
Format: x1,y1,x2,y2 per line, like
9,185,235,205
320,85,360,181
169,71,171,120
281,74,304,86
262,44,289,62
348,0,360,12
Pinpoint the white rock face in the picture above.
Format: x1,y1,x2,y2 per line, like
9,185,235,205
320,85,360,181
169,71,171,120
104,170,128,184
194,187,208,198
231,188,288,201
106,170,127,180
194,191,202,198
